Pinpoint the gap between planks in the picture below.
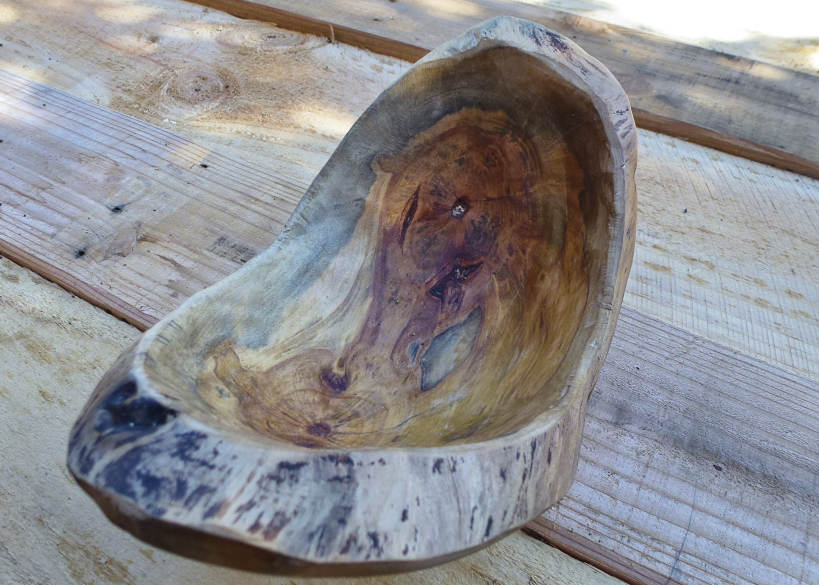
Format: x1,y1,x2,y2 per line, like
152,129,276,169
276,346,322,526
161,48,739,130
187,0,819,179
0,68,816,585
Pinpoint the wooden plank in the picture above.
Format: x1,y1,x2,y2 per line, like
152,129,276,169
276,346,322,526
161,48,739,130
507,0,819,74
0,0,815,378
533,307,818,585
0,1,816,582
626,133,818,379
0,71,816,584
1,73,815,377
523,518,673,585
0,66,300,327
0,0,408,190
187,0,819,178
0,257,624,585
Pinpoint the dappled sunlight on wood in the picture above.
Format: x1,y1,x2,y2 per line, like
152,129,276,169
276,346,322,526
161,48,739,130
95,2,162,24
811,47,819,69
528,0,818,72
289,103,356,138
414,0,483,18
0,2,18,23
0,62,46,84
103,32,162,55
0,0,408,180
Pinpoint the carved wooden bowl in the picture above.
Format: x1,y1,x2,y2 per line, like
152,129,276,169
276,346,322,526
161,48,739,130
67,17,636,575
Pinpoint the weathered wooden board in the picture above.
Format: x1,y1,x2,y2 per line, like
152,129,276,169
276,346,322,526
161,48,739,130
0,2,817,583
187,0,819,177
0,66,299,327
0,0,815,378
626,134,818,379
534,307,818,585
0,256,624,585
1,70,816,584
0,0,407,181
513,0,819,73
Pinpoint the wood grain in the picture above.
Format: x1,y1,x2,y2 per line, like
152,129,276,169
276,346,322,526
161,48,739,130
188,0,819,178
0,0,814,380
0,0,409,191
509,0,819,74
532,306,818,585
626,134,818,380
0,255,626,585
65,19,638,570
1,62,814,381
0,1,816,582
1,71,815,582
0,66,299,327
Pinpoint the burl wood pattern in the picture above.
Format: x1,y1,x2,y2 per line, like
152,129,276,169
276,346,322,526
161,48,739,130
198,107,589,448
67,17,636,572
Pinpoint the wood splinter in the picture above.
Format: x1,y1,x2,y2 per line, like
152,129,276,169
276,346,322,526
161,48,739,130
67,16,637,575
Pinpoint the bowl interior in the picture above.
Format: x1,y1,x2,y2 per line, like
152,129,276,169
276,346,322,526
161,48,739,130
139,46,615,448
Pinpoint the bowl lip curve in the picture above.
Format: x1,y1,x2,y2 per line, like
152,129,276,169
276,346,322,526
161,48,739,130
66,16,638,568
125,16,636,456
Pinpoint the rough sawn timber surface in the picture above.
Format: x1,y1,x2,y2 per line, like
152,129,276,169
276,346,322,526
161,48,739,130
534,308,818,585
0,1,816,584
65,17,638,571
1,70,816,585
0,255,625,585
189,0,819,178
0,0,814,378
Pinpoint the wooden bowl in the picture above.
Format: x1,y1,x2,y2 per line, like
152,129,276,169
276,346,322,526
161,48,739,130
67,16,636,574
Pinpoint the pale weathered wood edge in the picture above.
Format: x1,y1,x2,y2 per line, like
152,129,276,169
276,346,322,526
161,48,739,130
0,240,156,329
524,517,672,585
186,0,819,179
